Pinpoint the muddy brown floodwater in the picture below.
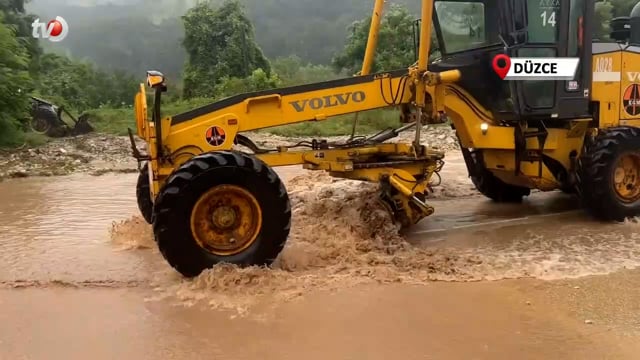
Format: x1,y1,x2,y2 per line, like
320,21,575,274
1,150,640,359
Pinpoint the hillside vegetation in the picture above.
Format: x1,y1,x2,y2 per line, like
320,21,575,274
0,0,635,147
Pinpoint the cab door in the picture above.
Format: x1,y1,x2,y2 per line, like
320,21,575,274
507,0,593,120
558,0,593,118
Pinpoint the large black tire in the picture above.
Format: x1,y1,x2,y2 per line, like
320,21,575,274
152,151,292,278
30,105,57,135
576,126,640,221
467,150,531,203
136,163,154,224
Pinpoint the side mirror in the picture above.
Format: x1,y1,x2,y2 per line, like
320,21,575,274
146,70,166,89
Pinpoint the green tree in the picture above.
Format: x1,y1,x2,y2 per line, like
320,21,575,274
23,0,422,73
0,0,42,74
181,0,271,99
0,10,33,146
331,4,425,75
56,17,185,83
272,55,340,86
593,0,640,40
594,1,615,40
35,53,138,111
214,68,281,98
608,0,637,17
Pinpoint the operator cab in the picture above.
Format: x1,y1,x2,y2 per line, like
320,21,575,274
429,0,593,123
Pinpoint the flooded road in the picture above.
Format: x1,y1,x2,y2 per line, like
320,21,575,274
0,173,160,285
1,151,640,359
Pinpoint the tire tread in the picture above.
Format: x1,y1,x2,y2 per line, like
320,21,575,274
152,151,291,278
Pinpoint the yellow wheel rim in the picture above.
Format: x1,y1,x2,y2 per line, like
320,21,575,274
613,152,640,203
190,185,262,256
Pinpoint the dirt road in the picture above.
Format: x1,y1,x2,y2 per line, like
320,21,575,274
1,132,639,359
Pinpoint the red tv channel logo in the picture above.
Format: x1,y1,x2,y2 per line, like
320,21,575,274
492,54,579,81
32,16,69,42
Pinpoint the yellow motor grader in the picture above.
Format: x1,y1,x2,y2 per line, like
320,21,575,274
129,0,640,277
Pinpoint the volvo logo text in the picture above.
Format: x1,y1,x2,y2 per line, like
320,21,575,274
290,91,366,112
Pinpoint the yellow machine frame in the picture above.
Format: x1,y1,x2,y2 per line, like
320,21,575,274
129,0,640,278
131,0,625,224
133,0,463,227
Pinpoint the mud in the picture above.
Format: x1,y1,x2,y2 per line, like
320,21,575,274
2,163,640,357
0,125,459,180
116,171,479,316
103,168,636,317
0,134,142,179
247,125,460,152
110,216,156,251
6,126,640,357
3,281,638,360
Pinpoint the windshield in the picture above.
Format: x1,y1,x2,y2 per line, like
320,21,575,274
433,0,501,55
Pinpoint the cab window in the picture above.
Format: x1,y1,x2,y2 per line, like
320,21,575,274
527,0,560,43
566,0,585,91
435,1,493,54
517,47,557,108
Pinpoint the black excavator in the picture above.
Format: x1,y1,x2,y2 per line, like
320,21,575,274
29,97,94,138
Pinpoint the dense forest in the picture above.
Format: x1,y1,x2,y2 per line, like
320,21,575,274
0,0,638,147
25,0,420,80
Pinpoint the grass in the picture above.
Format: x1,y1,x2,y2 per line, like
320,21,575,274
84,108,135,136
162,97,214,114
0,125,50,150
2,103,423,150
2,88,410,150
85,101,405,139
22,132,50,147
83,98,235,136
259,108,403,137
